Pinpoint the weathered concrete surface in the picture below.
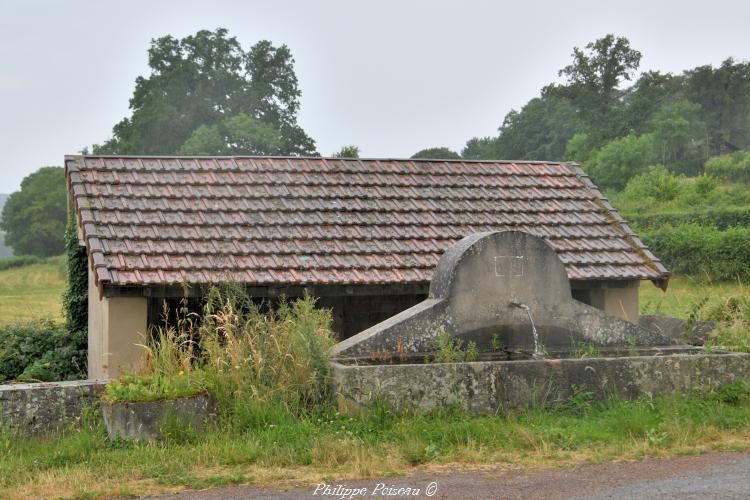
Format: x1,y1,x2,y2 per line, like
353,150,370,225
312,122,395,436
334,231,671,358
89,265,148,379
590,280,640,323
0,379,106,434
332,352,750,413
101,393,217,442
640,314,717,345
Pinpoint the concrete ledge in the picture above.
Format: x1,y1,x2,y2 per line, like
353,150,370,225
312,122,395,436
0,380,107,434
332,353,750,413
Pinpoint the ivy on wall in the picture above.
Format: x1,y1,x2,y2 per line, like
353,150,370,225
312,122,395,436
62,211,88,373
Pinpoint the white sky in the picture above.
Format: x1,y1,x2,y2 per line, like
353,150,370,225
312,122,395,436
1,0,749,193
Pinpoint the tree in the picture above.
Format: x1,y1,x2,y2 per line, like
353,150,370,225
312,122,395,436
95,28,316,156
180,113,282,155
0,167,66,257
621,71,682,135
494,95,581,160
683,58,750,152
584,132,659,190
332,145,360,158
649,100,708,176
411,147,461,159
546,34,642,143
462,137,499,160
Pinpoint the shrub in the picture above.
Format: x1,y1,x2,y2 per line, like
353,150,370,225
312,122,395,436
705,151,750,183
0,319,86,382
584,132,659,190
615,165,682,210
642,223,750,281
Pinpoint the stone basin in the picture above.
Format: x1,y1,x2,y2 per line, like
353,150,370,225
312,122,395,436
332,351,750,413
331,232,750,414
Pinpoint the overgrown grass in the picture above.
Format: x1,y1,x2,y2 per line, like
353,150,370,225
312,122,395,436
3,383,750,499
0,255,65,324
640,275,747,319
105,286,335,413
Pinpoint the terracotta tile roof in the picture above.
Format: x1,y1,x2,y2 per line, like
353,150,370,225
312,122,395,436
65,155,670,289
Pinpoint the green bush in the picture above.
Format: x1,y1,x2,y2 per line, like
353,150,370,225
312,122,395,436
705,151,750,183
584,132,659,190
0,319,86,382
642,223,750,281
0,255,43,270
629,206,750,230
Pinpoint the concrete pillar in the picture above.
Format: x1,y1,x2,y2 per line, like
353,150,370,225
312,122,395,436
88,268,148,379
589,281,640,324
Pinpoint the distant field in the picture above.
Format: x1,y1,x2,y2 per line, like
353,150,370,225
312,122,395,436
0,255,66,324
640,275,747,319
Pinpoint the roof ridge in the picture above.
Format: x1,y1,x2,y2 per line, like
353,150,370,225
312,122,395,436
68,154,565,165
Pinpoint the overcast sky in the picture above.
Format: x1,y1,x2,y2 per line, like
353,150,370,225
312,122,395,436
1,0,749,193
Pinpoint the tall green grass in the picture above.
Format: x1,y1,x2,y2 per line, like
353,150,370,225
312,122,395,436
105,286,336,415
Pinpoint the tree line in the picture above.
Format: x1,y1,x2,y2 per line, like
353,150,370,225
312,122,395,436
3,29,750,260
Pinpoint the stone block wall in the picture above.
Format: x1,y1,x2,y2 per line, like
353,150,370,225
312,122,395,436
0,380,106,434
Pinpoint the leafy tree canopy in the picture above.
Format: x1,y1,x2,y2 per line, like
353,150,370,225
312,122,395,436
585,132,659,191
683,58,750,152
466,34,750,190
411,147,461,159
495,95,581,160
332,145,360,158
461,137,498,160
95,28,316,156
545,34,641,143
0,167,66,257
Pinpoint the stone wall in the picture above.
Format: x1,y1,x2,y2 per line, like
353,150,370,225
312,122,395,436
333,353,750,413
0,380,106,434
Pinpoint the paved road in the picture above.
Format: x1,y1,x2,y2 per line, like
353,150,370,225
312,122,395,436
148,451,750,499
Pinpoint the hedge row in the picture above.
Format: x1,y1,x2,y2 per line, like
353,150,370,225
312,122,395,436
642,223,750,281
0,319,86,382
0,255,44,271
627,206,750,230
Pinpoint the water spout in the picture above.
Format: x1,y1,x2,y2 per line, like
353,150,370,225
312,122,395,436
509,302,544,359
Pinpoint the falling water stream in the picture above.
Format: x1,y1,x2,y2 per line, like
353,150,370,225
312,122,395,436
510,302,544,359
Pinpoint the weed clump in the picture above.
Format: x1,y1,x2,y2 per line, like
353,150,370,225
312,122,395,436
430,328,478,363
